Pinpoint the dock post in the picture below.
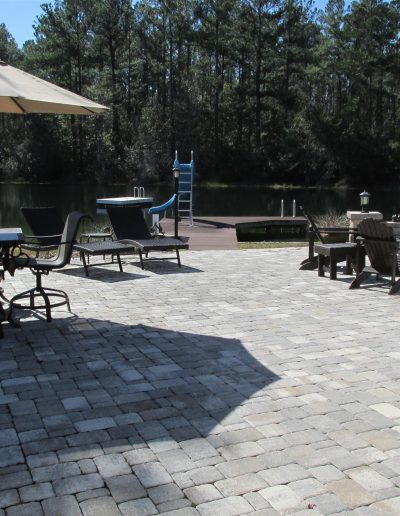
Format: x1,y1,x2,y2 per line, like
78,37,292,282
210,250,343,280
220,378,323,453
292,200,296,218
281,200,284,218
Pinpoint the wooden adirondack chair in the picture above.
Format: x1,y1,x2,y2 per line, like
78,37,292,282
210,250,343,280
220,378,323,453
299,206,356,270
349,218,400,295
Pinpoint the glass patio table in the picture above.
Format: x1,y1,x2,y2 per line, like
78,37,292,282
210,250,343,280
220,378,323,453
0,228,25,337
96,196,153,211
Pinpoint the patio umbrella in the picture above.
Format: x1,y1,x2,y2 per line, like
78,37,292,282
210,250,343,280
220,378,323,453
0,61,108,115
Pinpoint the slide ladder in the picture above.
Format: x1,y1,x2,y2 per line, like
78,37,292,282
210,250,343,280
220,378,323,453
173,150,195,226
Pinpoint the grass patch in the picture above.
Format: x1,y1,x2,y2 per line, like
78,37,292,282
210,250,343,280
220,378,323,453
197,182,357,190
239,241,308,249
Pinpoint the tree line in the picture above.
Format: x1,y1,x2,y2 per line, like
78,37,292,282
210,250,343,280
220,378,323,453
1,0,399,187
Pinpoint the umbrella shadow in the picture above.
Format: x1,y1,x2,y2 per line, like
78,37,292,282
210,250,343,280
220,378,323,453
0,318,280,509
2,316,279,444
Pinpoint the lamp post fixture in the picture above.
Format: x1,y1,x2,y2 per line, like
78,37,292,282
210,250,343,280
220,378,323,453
360,190,370,213
173,166,180,239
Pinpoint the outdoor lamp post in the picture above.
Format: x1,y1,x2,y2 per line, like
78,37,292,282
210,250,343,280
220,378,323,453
360,190,370,213
173,166,180,238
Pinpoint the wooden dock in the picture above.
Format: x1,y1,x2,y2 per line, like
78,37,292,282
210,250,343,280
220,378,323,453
161,216,307,250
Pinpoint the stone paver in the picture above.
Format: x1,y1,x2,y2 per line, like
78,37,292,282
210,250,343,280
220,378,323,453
1,248,400,514
80,496,121,515
53,473,104,495
6,502,44,515
119,498,158,515
327,479,376,508
214,473,266,496
0,429,18,447
197,495,253,515
184,484,222,505
0,446,24,467
0,490,19,509
135,462,173,488
259,485,303,513
42,495,82,516
19,482,55,503
94,454,131,478
148,483,184,504
106,474,146,502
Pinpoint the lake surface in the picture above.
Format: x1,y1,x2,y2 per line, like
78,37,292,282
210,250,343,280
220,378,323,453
0,183,397,234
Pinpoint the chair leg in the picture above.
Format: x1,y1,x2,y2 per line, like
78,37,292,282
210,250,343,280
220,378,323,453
10,269,70,321
81,253,89,277
299,255,319,270
389,279,400,295
317,255,325,277
64,292,71,312
138,250,145,269
116,253,124,272
349,271,370,289
176,248,181,267
29,289,35,308
39,287,52,322
345,256,352,275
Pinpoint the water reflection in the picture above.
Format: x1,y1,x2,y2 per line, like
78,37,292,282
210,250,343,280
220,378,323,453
0,183,397,232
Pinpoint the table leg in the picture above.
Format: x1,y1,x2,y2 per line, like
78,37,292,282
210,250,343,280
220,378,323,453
318,254,325,277
0,288,21,330
0,286,10,303
329,259,338,280
0,301,5,338
345,256,352,275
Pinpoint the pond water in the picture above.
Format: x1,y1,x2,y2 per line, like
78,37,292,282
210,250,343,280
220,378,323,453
0,183,397,235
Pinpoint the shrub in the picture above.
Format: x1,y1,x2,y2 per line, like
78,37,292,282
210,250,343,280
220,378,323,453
314,210,349,228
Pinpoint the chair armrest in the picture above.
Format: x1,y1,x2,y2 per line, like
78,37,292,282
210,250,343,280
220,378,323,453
24,234,62,241
358,236,397,244
21,234,63,253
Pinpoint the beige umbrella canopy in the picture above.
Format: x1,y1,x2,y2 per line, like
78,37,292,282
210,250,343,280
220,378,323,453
0,61,108,115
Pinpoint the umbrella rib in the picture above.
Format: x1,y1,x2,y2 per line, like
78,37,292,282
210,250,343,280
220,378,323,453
10,97,26,114
80,107,98,115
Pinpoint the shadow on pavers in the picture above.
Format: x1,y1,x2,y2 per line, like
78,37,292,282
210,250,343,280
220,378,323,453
0,318,280,508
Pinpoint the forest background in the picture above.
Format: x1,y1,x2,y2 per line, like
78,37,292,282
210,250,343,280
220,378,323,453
0,0,399,187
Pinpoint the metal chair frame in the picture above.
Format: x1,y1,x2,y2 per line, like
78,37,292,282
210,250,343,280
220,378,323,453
10,211,87,321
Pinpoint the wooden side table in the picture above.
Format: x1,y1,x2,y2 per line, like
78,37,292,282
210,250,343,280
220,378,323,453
314,243,363,280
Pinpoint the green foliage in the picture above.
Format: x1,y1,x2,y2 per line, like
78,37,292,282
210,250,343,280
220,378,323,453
0,23,21,63
1,0,400,187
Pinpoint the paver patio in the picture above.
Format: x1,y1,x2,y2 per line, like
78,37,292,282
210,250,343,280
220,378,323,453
1,247,400,515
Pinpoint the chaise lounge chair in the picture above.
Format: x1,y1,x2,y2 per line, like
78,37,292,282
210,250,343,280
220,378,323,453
107,204,188,269
350,218,400,295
